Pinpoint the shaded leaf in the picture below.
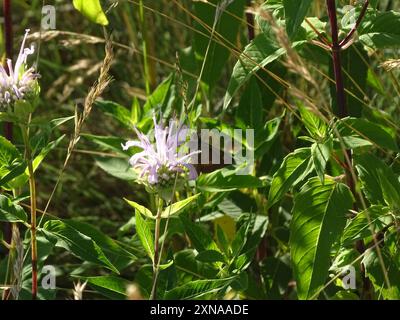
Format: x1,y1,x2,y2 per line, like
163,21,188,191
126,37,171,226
268,147,313,208
363,248,400,300
43,220,119,273
80,275,130,300
283,0,313,40
135,210,154,261
290,177,353,300
0,195,27,223
342,206,392,246
164,277,236,300
95,156,137,181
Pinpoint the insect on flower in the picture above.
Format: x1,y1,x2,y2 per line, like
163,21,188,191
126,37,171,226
122,116,200,196
0,29,39,109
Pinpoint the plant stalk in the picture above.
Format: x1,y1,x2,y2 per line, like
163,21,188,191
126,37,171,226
3,0,13,141
139,0,154,95
150,197,164,300
326,0,372,299
21,125,38,300
327,0,347,118
246,0,255,41
2,0,13,300
2,0,13,248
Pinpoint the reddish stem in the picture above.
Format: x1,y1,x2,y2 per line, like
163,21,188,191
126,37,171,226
340,0,370,47
327,0,348,118
246,0,255,41
326,0,372,300
3,0,13,141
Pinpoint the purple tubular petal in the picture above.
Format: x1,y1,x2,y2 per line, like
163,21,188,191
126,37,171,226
181,163,198,180
122,140,143,151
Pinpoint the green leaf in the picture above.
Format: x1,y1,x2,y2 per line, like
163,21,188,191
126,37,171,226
359,11,400,48
255,114,283,158
94,156,137,181
64,219,136,270
161,194,200,218
337,117,398,152
223,34,286,109
43,220,119,273
299,105,327,139
0,161,26,187
48,115,76,128
329,248,360,274
223,14,322,110
0,195,27,223
180,216,219,252
354,153,400,206
135,210,154,262
95,100,133,129
8,135,66,189
164,277,236,300
283,0,313,40
79,275,130,300
341,206,392,246
236,77,263,129
290,177,354,300
378,173,400,211
194,0,246,89
231,216,253,257
339,136,373,149
196,250,225,263
174,249,218,279
216,225,229,254
311,139,332,184
0,136,21,166
32,135,66,172
267,147,313,208
125,199,153,219
330,291,360,300
72,0,109,25
197,169,263,192
159,259,174,271
261,256,292,299
363,248,400,300
329,43,368,117
83,134,126,155
143,74,174,114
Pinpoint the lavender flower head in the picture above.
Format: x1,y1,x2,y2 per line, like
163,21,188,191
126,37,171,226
0,29,39,109
122,116,199,195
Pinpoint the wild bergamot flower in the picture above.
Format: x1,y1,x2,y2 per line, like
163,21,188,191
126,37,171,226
122,116,199,197
0,29,39,109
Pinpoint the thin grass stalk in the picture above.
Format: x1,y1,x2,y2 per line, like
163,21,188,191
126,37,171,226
150,197,164,300
139,0,152,95
2,0,13,277
21,124,38,300
28,34,113,276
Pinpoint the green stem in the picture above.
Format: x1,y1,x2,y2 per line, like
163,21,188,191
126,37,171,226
21,125,38,300
139,0,151,95
150,197,164,300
